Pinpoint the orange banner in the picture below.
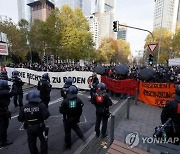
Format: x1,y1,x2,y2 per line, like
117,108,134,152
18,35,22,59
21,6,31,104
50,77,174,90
138,82,176,107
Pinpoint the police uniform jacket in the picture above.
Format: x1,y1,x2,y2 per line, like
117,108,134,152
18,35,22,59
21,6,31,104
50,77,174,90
61,84,70,99
18,102,50,125
59,95,83,123
37,79,52,101
0,86,12,108
161,95,180,133
12,77,24,94
92,92,112,115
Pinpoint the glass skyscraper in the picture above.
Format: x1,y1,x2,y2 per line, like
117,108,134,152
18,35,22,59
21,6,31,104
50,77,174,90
17,0,34,23
54,0,91,16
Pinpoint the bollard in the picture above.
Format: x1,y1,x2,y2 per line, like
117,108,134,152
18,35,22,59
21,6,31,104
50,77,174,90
127,97,130,119
134,88,138,105
110,114,115,144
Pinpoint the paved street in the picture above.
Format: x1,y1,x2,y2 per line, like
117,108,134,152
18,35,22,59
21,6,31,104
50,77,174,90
0,85,123,154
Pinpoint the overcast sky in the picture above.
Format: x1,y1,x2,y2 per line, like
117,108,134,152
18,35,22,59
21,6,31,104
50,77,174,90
0,0,155,56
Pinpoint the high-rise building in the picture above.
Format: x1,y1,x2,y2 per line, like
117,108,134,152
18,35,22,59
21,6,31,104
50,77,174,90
54,0,91,16
88,0,115,49
17,0,55,23
153,0,179,33
17,0,34,23
94,0,115,13
117,25,127,40
177,1,180,27
27,0,55,23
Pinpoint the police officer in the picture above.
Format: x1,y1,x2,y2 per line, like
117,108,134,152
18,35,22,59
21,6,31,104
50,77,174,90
0,80,14,148
18,90,50,154
0,70,8,80
91,82,112,138
61,77,73,99
11,70,24,108
161,85,180,145
37,73,52,108
89,72,99,101
59,85,86,149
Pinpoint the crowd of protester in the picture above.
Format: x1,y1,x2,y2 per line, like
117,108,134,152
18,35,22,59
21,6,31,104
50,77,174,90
5,62,180,84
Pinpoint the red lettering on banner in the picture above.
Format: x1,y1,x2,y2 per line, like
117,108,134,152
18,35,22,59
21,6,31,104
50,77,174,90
101,76,138,96
177,104,180,114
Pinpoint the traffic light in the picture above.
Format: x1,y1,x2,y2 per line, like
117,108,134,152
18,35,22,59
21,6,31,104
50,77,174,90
113,21,119,32
148,54,153,66
43,55,47,63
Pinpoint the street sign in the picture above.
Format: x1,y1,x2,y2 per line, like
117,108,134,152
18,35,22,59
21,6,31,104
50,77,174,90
148,43,158,53
0,43,8,55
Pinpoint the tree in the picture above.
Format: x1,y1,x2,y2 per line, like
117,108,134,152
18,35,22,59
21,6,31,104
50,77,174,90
59,5,94,60
172,26,180,58
96,38,118,63
0,18,28,62
29,19,47,55
145,28,173,65
96,38,130,64
117,40,130,64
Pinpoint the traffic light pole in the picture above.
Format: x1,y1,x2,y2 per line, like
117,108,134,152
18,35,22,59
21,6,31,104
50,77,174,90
118,24,154,42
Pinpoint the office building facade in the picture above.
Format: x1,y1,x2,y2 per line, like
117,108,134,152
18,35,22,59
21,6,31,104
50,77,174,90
89,0,115,49
117,25,127,40
153,0,179,33
17,0,34,23
27,0,55,23
54,0,91,16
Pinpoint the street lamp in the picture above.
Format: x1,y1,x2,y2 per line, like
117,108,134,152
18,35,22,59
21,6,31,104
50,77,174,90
26,37,32,64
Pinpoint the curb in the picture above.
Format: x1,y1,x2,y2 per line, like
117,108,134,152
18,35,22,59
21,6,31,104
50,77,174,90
73,99,128,154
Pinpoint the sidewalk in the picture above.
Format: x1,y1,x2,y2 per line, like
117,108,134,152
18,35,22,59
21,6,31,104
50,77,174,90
114,102,162,142
77,101,162,154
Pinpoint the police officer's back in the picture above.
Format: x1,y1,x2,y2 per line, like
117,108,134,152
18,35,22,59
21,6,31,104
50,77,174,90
0,80,14,148
91,82,112,138
59,85,85,149
37,73,52,108
11,71,24,107
18,90,50,154
161,85,180,144
0,70,8,80
61,77,73,99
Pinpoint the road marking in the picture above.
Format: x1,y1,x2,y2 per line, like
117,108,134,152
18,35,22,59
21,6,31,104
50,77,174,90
49,115,62,118
79,115,87,124
19,123,24,131
112,100,118,104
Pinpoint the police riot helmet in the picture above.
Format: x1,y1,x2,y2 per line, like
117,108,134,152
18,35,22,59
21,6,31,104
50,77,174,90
175,85,180,96
0,80,9,89
26,90,41,103
12,70,19,78
0,70,8,78
68,85,78,95
42,73,49,80
65,77,73,86
97,82,106,91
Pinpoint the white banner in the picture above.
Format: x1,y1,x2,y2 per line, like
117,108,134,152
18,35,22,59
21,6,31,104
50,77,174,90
6,67,100,90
